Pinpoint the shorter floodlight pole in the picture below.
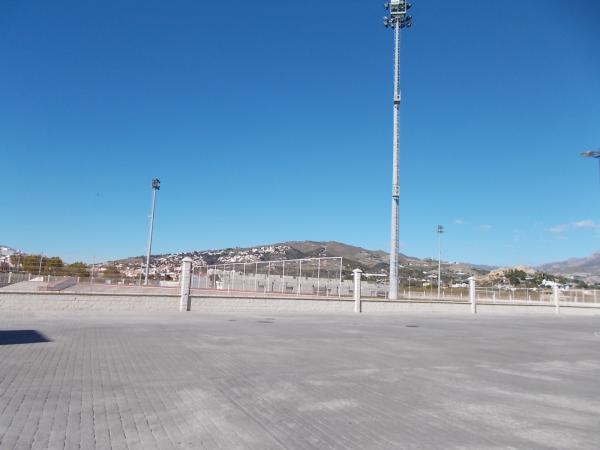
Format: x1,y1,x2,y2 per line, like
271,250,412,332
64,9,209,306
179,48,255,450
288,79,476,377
144,178,161,285
581,149,600,188
437,225,444,299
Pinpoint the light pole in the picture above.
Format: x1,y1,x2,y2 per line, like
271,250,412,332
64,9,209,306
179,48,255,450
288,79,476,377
581,149,600,186
437,225,444,298
38,253,43,276
144,178,161,285
384,1,413,300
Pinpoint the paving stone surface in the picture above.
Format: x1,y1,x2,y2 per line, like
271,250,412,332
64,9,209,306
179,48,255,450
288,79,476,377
1,311,599,449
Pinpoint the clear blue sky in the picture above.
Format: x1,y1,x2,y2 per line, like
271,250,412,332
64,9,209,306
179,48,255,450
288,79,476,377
1,0,599,266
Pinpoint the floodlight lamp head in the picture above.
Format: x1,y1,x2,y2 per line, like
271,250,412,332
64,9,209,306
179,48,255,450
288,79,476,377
384,1,413,29
437,225,444,234
581,150,600,159
389,0,410,17
152,178,161,190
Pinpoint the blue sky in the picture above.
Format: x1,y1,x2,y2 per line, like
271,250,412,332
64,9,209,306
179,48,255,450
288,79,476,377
1,0,599,266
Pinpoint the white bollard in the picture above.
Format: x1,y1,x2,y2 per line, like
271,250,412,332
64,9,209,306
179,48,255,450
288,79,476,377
468,277,477,314
180,257,193,312
353,269,363,313
553,284,560,316
7,272,12,284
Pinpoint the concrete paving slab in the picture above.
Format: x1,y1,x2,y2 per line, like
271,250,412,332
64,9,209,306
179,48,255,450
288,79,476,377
0,312,599,449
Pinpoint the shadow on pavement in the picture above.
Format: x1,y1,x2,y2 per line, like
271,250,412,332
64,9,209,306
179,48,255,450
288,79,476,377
0,330,51,346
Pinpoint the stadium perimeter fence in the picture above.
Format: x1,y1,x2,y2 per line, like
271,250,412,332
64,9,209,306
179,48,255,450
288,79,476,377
191,257,350,297
1,264,599,305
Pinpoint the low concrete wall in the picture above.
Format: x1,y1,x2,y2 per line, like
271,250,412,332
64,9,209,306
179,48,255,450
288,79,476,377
191,296,353,313
0,292,180,312
1,291,599,315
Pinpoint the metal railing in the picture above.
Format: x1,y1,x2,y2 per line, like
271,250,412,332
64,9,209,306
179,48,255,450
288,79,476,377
191,257,346,297
0,272,31,287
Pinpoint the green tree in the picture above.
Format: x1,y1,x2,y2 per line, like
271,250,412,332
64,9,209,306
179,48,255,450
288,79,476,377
102,265,122,277
505,269,527,286
20,255,44,274
66,262,90,278
44,257,64,274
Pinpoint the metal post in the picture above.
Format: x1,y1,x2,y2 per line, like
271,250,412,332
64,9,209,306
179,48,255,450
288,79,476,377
267,261,271,293
298,260,302,296
317,259,321,296
255,262,258,292
144,179,160,285
242,263,246,291
90,257,95,287
437,225,443,299
38,254,43,276
338,258,343,298
553,284,560,315
281,261,285,294
469,277,477,314
180,257,193,312
353,269,363,313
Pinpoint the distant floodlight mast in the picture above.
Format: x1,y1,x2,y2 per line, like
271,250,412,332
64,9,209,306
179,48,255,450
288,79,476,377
581,149,600,186
144,178,161,285
384,1,413,300
437,225,444,299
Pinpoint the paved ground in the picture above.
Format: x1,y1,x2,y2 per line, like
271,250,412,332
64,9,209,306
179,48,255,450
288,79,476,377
0,312,599,449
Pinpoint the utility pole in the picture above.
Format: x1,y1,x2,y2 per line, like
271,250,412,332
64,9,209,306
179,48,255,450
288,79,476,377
384,1,412,300
144,178,161,285
437,225,444,298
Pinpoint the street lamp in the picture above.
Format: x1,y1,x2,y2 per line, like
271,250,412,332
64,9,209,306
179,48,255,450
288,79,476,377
383,1,413,300
437,225,444,298
144,178,161,285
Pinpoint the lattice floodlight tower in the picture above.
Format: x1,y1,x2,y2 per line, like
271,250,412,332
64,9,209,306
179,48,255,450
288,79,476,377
383,1,412,300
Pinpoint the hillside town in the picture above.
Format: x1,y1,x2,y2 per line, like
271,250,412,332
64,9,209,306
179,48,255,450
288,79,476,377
2,242,595,289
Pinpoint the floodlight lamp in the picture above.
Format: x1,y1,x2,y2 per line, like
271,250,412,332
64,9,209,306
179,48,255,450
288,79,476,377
152,178,161,190
581,150,600,159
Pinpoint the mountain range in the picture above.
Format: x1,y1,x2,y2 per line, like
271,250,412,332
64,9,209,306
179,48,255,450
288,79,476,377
537,251,600,283
3,241,600,284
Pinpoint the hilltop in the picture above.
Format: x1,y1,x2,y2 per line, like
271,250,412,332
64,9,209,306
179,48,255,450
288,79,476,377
537,251,600,284
110,241,489,283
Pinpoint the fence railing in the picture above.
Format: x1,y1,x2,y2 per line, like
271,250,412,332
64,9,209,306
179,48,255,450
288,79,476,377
191,257,346,297
2,266,600,305
0,272,32,287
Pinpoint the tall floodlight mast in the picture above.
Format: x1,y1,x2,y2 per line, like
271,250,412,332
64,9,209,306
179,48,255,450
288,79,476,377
144,178,161,285
384,1,412,300
581,149,600,186
437,225,444,298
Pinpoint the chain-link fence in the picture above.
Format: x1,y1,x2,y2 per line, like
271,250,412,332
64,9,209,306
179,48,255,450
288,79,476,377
3,264,600,305
0,272,31,287
191,257,346,297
